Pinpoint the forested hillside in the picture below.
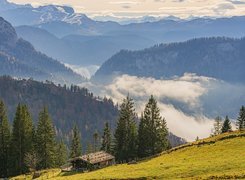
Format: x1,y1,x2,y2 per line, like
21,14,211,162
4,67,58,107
94,37,245,83
0,17,85,84
0,76,118,146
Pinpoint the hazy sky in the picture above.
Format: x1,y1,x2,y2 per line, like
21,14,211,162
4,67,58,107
9,0,245,18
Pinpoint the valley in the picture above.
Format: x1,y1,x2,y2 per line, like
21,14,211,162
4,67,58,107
0,0,244,178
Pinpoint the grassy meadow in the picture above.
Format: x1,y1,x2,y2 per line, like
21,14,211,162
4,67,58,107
12,131,245,180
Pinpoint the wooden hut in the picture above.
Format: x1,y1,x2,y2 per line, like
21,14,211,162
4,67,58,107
69,151,115,171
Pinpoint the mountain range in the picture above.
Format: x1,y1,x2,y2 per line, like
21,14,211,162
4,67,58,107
16,26,155,66
0,0,244,67
0,16,85,84
94,37,245,83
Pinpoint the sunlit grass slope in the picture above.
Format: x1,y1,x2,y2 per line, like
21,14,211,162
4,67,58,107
13,131,245,180
57,131,245,180
11,169,61,180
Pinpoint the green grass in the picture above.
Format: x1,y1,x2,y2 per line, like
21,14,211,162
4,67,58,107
12,131,245,179
11,169,61,180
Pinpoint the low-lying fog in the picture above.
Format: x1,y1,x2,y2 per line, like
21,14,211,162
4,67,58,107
80,73,245,141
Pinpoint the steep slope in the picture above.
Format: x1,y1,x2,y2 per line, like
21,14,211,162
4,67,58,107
0,17,85,84
94,37,245,83
0,52,47,78
53,131,245,179
0,76,118,146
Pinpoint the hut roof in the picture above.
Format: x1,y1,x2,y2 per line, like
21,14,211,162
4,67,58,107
69,151,115,164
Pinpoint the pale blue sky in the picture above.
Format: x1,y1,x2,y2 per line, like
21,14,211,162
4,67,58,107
10,0,245,18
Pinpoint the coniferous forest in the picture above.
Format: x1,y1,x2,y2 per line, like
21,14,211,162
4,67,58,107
1,83,244,177
0,76,190,178
0,90,169,177
0,76,119,146
0,5,244,178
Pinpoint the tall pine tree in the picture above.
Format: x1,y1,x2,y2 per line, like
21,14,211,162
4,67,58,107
11,104,34,175
221,116,232,133
93,130,99,152
0,100,11,178
114,96,138,162
36,107,56,169
236,106,245,130
138,95,168,158
70,125,82,158
138,113,150,158
101,122,112,153
55,139,68,167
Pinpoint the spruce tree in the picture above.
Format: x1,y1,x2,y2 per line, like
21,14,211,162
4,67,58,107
114,96,138,162
138,113,149,158
93,130,99,152
0,100,11,178
11,104,34,175
221,116,232,133
70,125,82,158
236,106,245,130
55,140,68,167
213,116,222,136
101,122,112,153
36,107,56,169
138,95,168,158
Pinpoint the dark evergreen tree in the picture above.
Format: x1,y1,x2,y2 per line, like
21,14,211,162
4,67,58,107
70,125,82,158
114,96,138,162
138,113,150,158
93,130,99,152
221,116,232,133
0,100,11,178
236,106,245,130
36,107,56,169
101,122,112,153
11,104,34,175
55,140,68,167
138,95,168,158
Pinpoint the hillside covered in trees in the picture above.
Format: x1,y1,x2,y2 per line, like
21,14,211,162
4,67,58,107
94,37,245,83
0,76,188,178
0,76,118,146
0,17,85,84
